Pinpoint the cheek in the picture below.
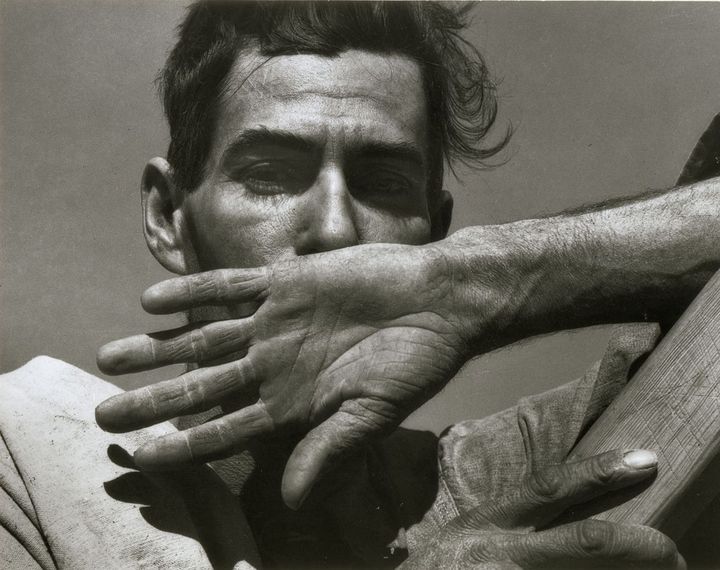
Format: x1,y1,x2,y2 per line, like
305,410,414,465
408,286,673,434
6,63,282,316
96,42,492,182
185,190,299,269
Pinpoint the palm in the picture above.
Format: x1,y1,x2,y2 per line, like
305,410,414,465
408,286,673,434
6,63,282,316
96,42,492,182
251,248,465,431
96,243,469,507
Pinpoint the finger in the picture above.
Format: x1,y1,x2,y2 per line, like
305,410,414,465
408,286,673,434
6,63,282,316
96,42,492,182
281,397,398,510
97,318,254,374
493,449,657,528
95,358,258,433
499,521,683,569
133,401,274,470
141,268,269,314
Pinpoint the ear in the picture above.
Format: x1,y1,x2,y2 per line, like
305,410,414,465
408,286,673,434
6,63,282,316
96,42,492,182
141,157,191,275
430,189,453,241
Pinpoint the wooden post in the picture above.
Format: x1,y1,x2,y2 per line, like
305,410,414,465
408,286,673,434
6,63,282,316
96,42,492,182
563,269,720,539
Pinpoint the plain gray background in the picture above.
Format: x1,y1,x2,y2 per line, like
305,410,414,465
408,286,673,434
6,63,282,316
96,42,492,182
2,1,720,433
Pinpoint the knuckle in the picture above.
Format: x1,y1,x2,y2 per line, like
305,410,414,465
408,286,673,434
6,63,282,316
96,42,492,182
191,273,221,301
526,467,564,502
186,273,204,298
588,451,622,485
178,431,196,462
188,328,208,360
575,520,615,556
181,374,203,406
217,270,233,298
467,534,505,564
189,422,225,455
232,358,252,385
453,509,492,532
468,542,493,564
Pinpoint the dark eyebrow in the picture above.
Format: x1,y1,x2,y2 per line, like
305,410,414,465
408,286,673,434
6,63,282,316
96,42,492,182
221,127,318,164
221,126,425,170
354,141,426,170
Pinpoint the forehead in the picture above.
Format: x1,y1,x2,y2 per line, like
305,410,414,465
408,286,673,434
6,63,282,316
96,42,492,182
212,48,428,156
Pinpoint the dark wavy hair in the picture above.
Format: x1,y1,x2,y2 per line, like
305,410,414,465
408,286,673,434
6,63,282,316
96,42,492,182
158,1,509,193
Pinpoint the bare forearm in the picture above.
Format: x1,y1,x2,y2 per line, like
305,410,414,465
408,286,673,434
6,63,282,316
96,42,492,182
437,177,720,354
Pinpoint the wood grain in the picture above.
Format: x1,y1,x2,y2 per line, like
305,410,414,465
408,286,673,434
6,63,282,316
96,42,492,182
564,269,720,539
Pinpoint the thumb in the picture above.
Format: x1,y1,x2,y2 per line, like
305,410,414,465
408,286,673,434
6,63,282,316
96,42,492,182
281,397,397,510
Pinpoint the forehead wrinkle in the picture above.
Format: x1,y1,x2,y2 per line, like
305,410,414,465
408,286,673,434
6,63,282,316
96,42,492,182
211,49,428,170
229,49,422,99
272,90,387,106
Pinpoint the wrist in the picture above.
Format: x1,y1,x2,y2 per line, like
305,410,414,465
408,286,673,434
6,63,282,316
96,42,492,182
428,221,555,355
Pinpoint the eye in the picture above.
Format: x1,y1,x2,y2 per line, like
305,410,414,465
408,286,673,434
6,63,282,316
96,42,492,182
235,161,309,196
353,170,414,199
372,173,411,195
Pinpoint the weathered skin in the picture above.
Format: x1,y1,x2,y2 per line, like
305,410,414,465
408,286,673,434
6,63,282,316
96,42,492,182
93,47,720,567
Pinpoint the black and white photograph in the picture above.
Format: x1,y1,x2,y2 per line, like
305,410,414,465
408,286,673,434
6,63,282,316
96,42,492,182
2,1,720,568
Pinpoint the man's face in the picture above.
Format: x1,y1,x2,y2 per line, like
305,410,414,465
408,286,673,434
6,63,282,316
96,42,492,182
180,48,438,270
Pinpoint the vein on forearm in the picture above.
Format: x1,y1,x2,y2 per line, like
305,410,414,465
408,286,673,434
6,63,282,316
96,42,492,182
443,178,720,354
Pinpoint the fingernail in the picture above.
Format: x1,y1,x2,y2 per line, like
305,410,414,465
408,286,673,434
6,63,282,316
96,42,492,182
623,449,657,469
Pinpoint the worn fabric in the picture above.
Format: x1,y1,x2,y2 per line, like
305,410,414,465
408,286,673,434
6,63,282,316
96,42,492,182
0,356,260,570
0,324,663,568
407,322,661,551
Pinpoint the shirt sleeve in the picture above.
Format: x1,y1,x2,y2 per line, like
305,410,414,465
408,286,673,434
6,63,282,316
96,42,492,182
406,322,661,553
